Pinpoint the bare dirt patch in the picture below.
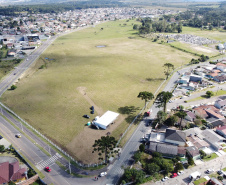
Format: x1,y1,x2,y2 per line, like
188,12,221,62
77,86,104,115
66,114,125,163
192,45,215,53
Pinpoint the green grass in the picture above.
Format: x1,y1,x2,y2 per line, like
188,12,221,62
187,90,226,103
183,26,226,42
222,167,226,172
221,144,226,147
169,41,218,57
194,178,208,185
203,153,218,161
1,20,195,163
223,149,226,152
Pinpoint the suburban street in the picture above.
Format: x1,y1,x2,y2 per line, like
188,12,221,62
0,24,225,185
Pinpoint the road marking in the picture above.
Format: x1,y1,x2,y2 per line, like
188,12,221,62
36,154,60,170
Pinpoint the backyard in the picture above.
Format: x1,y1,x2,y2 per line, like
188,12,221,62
0,20,203,163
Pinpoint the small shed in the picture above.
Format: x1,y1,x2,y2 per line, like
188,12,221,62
93,111,119,129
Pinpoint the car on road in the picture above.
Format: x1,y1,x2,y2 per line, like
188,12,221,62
99,172,107,177
0,135,3,139
83,114,90,119
14,73,16,75
15,134,21,138
217,170,223,175
171,173,178,178
161,176,169,182
45,166,51,172
205,169,214,174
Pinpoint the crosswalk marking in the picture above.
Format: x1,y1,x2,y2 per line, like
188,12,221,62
36,153,61,170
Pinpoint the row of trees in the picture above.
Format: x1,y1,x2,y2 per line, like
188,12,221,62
190,55,209,64
134,18,182,34
0,1,126,15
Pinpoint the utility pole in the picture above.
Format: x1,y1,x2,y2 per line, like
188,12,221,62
69,160,71,174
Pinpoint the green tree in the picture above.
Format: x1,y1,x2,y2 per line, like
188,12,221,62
133,151,142,163
92,136,118,164
146,163,160,175
10,85,17,90
139,144,145,152
155,91,173,112
8,181,16,185
199,150,207,159
164,115,178,127
163,63,174,79
137,91,154,108
174,110,187,130
156,111,167,127
177,23,182,33
123,168,145,184
206,91,214,98
0,145,5,152
187,156,194,166
161,161,174,175
133,24,138,30
174,162,184,172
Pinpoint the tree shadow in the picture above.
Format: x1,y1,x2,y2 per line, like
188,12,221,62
118,106,140,115
146,77,164,82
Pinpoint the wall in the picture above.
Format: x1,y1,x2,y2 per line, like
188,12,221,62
17,174,39,185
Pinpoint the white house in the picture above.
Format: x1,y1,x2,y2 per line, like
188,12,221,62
215,99,226,109
216,63,226,72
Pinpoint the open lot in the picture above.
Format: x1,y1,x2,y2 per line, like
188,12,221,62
1,20,197,163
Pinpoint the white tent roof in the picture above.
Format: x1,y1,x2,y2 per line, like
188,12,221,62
94,111,119,129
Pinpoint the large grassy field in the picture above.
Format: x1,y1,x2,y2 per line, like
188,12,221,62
1,20,195,163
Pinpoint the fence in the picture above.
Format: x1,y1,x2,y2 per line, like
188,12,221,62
0,102,104,167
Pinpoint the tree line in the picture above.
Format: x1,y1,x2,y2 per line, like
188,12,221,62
0,1,126,16
134,18,182,34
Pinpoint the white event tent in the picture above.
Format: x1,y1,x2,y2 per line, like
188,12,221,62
93,111,119,129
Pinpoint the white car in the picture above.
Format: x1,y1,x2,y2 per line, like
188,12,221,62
99,172,107,177
206,169,214,174
177,171,184,176
161,176,169,182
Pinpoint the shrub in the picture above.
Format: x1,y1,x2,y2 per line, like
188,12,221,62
139,144,145,152
10,85,17,90
218,176,223,181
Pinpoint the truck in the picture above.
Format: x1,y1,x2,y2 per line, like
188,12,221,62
189,171,201,180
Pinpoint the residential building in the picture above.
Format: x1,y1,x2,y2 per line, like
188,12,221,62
147,142,178,157
216,125,226,138
215,99,226,109
186,146,200,160
0,161,27,184
164,129,186,146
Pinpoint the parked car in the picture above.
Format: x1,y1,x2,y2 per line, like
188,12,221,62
177,171,184,176
206,169,214,174
83,114,90,119
90,106,94,110
45,166,51,172
217,170,223,175
91,110,94,114
99,172,107,177
161,176,169,182
15,134,21,138
0,135,3,139
171,173,178,178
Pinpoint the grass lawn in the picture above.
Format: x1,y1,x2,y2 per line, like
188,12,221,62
203,153,218,161
223,149,226,152
194,178,208,185
169,41,218,57
187,90,226,103
182,26,226,42
222,167,226,172
222,144,226,147
1,20,196,163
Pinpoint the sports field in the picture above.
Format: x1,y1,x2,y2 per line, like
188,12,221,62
1,20,195,163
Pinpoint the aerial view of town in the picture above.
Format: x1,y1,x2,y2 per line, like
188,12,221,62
0,0,226,185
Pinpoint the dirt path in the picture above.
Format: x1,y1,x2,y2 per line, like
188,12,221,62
77,86,104,115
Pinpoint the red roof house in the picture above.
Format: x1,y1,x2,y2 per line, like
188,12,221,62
0,161,26,184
